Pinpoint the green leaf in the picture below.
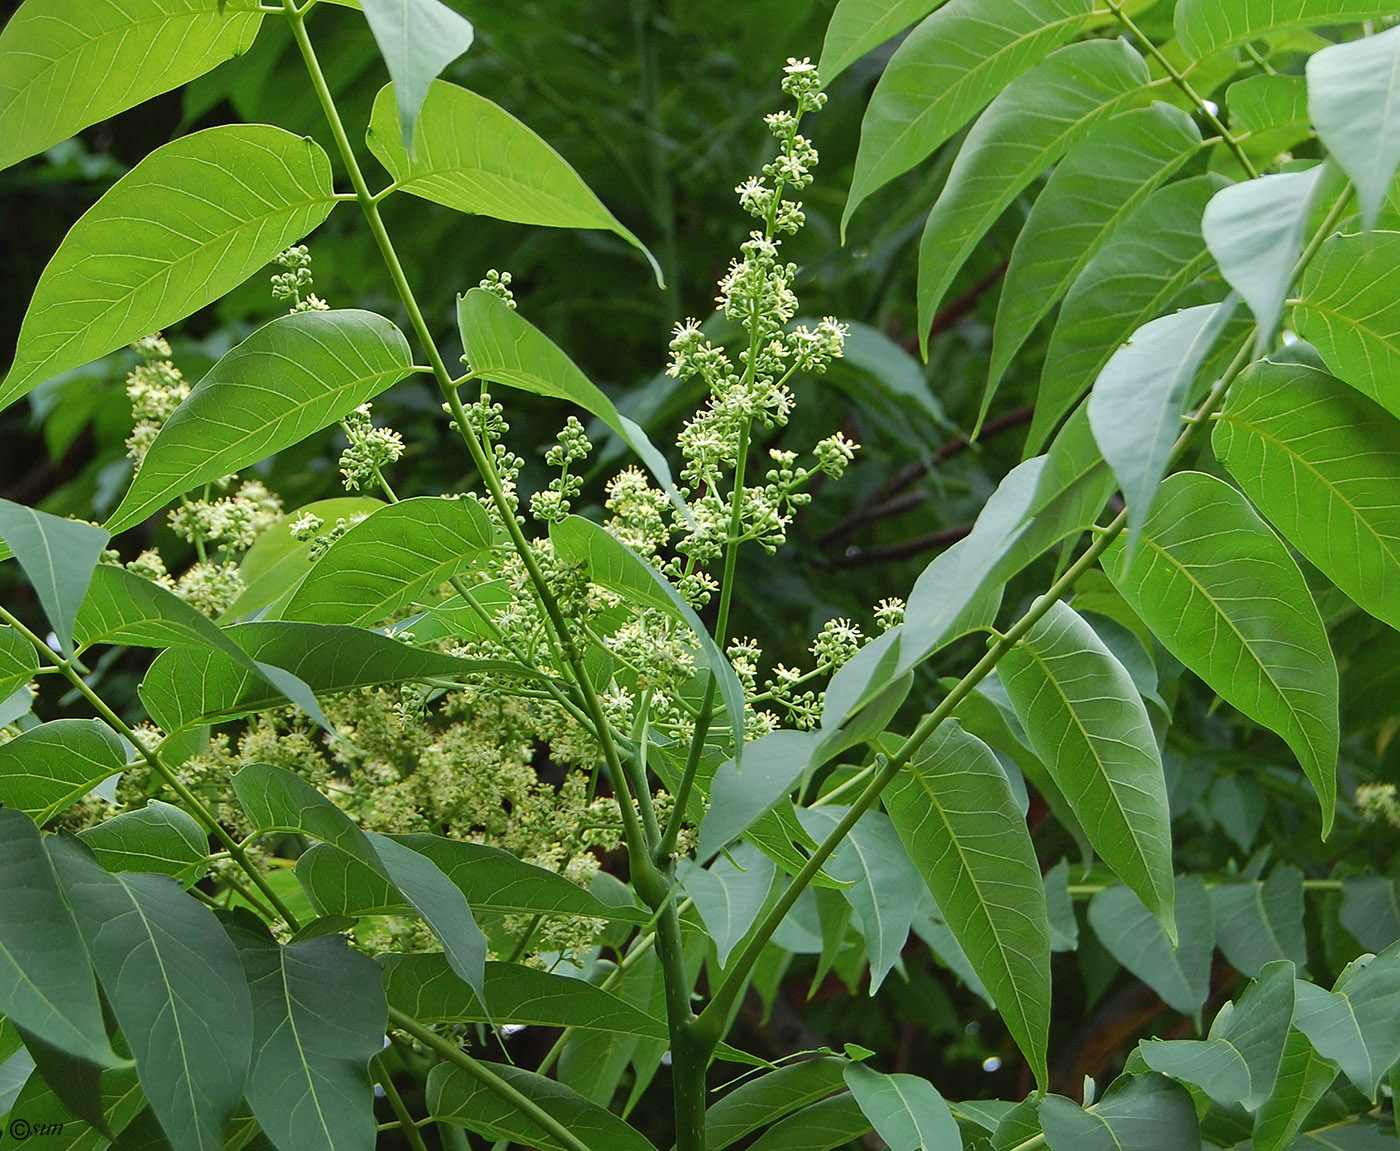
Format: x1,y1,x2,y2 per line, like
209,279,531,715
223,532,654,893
231,764,486,1001
842,0,1094,234
746,1094,873,1151
984,104,1202,422
1100,472,1339,835
1087,879,1214,1019
550,515,746,753
1040,1074,1198,1151
1086,299,1237,554
106,310,411,535
842,1064,960,1151
0,626,40,701
1001,601,1175,934
1175,0,1400,61
818,0,943,81
1292,942,1400,1099
77,801,209,887
1045,859,1078,952
6,1060,145,1151
47,837,252,1151
1210,866,1308,977
428,1061,660,1151
1309,26,1400,228
138,621,532,732
0,501,109,659
885,719,1051,1087
1340,875,1400,953
1253,1027,1339,1151
1203,165,1326,352
459,291,678,501
0,126,335,412
1293,230,1400,420
1030,174,1226,455
1139,960,1295,1109
680,844,778,968
382,953,666,1038
794,808,924,995
222,913,384,1151
706,1058,849,1151
697,730,817,861
282,496,495,626
0,0,263,173
916,37,1151,350
369,82,660,283
1214,361,1400,634
0,719,128,825
0,811,117,1067
76,565,236,652
360,0,472,152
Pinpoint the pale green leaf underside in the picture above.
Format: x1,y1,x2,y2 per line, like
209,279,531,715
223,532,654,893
1040,1071,1198,1151
844,0,1094,233
0,0,263,174
107,308,411,534
1000,600,1175,932
360,0,473,153
1088,878,1214,1017
1101,471,1338,834
842,1064,961,1151
1,125,335,413
1253,1026,1340,1151
1210,866,1308,977
283,495,496,627
0,499,110,660
884,719,1051,1088
369,80,659,283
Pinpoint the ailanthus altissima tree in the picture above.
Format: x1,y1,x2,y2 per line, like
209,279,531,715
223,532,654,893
0,1,1398,1150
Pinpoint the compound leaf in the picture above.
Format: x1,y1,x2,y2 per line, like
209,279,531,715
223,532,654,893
0,719,128,825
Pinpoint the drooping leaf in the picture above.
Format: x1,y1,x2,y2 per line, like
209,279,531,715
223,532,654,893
1030,174,1226,454
47,837,253,1151
1210,866,1308,977
1291,942,1400,1099
1202,165,1327,352
76,564,240,652
428,1062,660,1151
106,310,412,534
1293,230,1400,420
359,0,473,152
1214,361,1400,634
0,811,117,1067
382,953,666,1038
680,844,778,968
1253,1028,1340,1151
1001,601,1175,934
843,0,1094,234
884,719,1051,1087
0,719,128,825
1174,0,1399,59
1340,875,1400,953
0,501,109,659
708,1058,849,1151
842,1064,960,1151
368,82,660,283
282,496,495,627
459,291,679,501
550,515,746,753
138,621,533,732
222,913,385,1151
1101,472,1339,835
1228,75,1312,166
1087,879,1214,1019
984,104,1203,421
746,1094,873,1151
794,808,924,995
0,126,335,411
818,0,944,81
1139,961,1295,1109
0,0,263,173
1086,299,1237,554
697,730,817,861
916,37,1151,349
77,801,209,887
0,626,40,700
1040,1074,1198,1151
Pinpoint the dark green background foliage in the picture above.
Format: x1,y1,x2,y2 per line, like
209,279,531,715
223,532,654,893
0,1,1399,1150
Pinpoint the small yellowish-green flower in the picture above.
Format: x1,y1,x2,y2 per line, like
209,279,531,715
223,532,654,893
174,561,245,617
339,403,405,490
874,597,905,631
1356,782,1400,828
290,511,324,540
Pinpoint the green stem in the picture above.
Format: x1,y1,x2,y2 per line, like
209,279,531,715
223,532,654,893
1067,878,1345,898
387,1008,597,1151
372,1054,433,1151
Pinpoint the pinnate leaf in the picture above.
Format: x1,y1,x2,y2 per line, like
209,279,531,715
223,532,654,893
706,1058,849,1151
1088,878,1214,1019
1253,1027,1340,1151
842,1064,959,1151
1291,942,1400,1100
1174,0,1399,59
1040,1073,1198,1151
77,801,209,887
0,500,109,659
360,0,473,153
0,719,128,825
818,0,944,81
1210,866,1308,978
